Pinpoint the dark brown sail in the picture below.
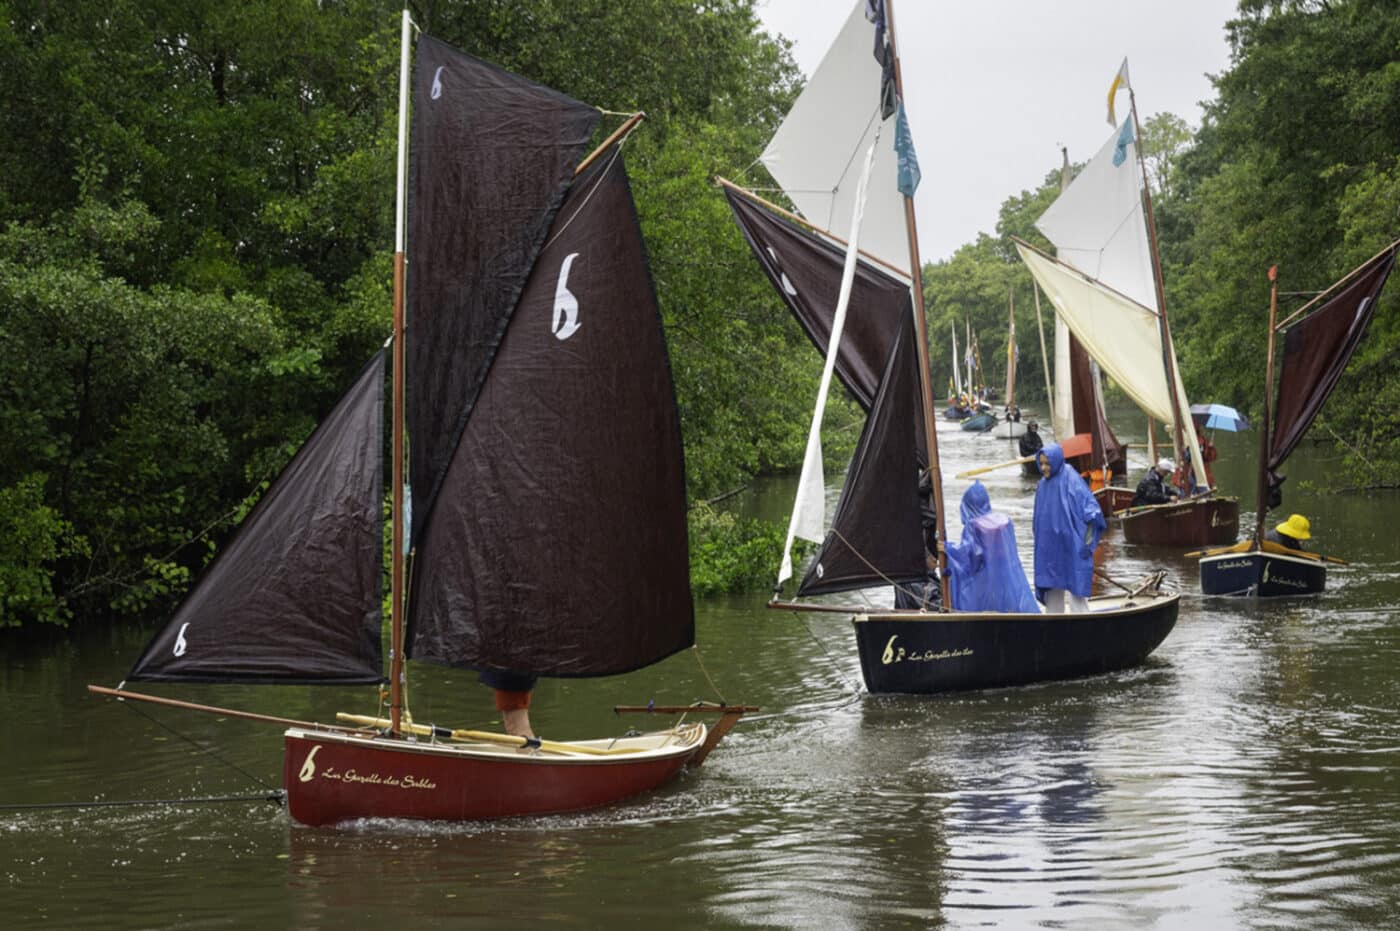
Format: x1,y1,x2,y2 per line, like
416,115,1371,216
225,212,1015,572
1267,247,1397,494
1069,335,1126,475
129,354,385,684
406,34,600,543
724,186,914,412
406,150,693,676
797,312,926,597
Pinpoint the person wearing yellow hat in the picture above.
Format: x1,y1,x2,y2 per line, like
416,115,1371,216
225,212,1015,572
1266,514,1311,552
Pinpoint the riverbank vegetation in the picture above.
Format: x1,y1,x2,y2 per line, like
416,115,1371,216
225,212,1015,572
2,0,1397,627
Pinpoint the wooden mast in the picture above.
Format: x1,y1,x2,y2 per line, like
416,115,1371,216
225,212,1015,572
884,0,949,608
388,8,412,736
1253,265,1279,547
1127,86,1190,474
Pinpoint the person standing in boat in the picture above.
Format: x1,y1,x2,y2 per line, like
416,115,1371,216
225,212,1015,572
945,481,1039,613
479,670,536,737
1019,421,1044,478
1265,514,1311,552
894,469,942,610
1032,443,1107,613
1132,459,1181,507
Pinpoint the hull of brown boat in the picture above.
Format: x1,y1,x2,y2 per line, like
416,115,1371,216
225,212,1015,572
1119,496,1239,546
1095,485,1135,517
851,590,1179,694
282,726,704,826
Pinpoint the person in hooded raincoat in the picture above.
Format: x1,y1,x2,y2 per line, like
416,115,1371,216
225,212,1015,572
944,481,1040,613
1032,443,1107,613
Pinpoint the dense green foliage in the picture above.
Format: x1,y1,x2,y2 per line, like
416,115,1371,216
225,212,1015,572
3,0,1397,627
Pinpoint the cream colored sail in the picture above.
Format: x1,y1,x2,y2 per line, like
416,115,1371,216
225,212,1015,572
1027,117,1207,488
759,2,909,275
1017,243,1206,488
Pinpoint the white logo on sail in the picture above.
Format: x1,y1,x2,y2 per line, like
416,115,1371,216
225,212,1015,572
552,253,582,340
173,622,189,657
765,247,798,296
298,746,322,783
431,66,445,100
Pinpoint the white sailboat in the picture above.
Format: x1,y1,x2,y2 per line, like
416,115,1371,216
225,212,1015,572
1015,60,1239,546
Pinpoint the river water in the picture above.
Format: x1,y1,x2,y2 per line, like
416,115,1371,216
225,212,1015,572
4,409,1400,929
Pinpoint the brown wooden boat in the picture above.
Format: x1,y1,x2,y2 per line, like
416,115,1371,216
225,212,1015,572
1118,494,1239,546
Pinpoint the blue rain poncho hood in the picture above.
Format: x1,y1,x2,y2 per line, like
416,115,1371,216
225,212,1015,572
1031,443,1107,599
945,481,1039,613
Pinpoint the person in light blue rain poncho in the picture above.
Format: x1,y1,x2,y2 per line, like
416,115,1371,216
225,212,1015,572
944,481,1040,614
1032,443,1107,613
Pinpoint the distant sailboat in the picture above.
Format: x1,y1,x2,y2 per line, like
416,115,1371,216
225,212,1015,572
1016,60,1238,546
992,287,1028,439
1199,245,1398,596
89,13,749,826
722,1,1178,694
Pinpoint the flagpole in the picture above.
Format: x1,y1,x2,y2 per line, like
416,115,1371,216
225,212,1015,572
883,0,949,609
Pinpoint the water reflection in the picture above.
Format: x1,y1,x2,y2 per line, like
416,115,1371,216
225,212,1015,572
6,403,1400,928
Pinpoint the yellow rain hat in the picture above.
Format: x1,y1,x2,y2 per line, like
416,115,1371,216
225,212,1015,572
1274,513,1311,540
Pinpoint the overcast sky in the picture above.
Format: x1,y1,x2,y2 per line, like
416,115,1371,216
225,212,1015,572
753,0,1241,263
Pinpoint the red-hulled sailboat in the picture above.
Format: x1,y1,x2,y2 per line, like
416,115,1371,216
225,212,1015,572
90,12,749,826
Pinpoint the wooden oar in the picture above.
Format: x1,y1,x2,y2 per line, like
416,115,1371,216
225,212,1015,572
334,713,648,757
1184,544,1348,565
956,454,1035,479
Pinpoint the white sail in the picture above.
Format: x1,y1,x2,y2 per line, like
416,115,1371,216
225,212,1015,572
759,2,909,275
1036,119,1158,313
1018,243,1207,486
778,138,879,586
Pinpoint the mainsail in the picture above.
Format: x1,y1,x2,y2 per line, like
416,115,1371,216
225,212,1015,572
128,353,386,684
406,35,600,541
1019,110,1207,488
406,149,695,676
725,187,914,412
758,1,909,274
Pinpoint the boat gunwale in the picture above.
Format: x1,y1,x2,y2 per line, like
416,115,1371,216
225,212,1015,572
850,590,1181,623
283,722,708,766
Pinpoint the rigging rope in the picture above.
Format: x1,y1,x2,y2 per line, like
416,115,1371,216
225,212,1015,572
114,691,280,793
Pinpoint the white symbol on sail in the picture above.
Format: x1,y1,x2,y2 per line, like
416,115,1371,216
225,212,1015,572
172,622,189,657
552,253,582,340
298,746,322,783
765,247,798,296
431,66,445,100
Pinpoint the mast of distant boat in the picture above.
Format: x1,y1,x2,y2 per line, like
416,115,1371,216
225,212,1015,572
1253,265,1279,547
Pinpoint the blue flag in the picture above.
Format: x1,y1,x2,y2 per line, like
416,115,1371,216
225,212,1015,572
1112,118,1135,167
895,101,921,197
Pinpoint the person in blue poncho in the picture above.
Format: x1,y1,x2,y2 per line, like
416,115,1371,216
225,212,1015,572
944,481,1040,613
1032,442,1107,613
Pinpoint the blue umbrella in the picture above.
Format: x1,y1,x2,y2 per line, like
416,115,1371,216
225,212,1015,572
1189,403,1250,432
